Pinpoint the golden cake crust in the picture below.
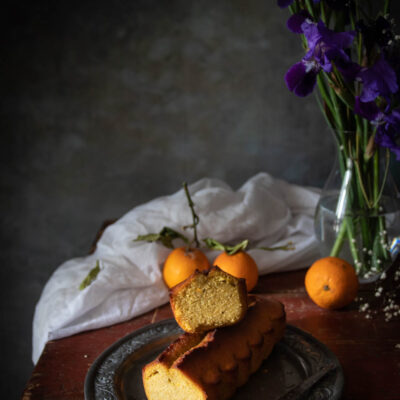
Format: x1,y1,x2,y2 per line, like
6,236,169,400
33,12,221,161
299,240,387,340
142,296,286,400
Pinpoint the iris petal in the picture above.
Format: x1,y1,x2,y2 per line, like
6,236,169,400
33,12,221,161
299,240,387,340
359,56,399,102
285,62,318,97
354,97,381,121
287,11,311,34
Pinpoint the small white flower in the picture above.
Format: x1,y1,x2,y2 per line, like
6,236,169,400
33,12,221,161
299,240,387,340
395,344,400,350
375,292,381,297
380,272,387,279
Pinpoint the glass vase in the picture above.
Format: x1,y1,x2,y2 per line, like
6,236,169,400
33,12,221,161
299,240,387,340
314,143,400,284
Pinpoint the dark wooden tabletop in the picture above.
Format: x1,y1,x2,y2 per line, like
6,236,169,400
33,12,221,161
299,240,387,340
21,266,400,400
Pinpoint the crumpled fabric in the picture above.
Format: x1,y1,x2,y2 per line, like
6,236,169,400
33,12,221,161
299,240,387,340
32,172,320,363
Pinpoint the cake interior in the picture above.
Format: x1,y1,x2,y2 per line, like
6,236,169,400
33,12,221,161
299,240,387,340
173,269,246,332
144,364,205,400
144,333,207,400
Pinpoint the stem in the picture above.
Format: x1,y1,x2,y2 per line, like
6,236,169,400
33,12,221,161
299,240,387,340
346,218,362,271
317,74,335,117
330,218,347,257
329,217,360,271
305,0,316,19
384,0,390,15
354,159,372,208
372,149,390,208
182,182,200,248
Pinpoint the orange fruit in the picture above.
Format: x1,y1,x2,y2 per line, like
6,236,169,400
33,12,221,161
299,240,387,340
163,247,210,288
212,251,259,292
305,256,359,310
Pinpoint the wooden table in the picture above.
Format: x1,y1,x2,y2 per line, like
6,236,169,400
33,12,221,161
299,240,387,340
22,266,400,399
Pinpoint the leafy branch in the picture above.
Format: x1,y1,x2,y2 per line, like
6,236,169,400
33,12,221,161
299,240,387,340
204,238,295,255
204,238,249,255
134,182,200,249
134,227,189,249
257,242,296,251
182,181,200,248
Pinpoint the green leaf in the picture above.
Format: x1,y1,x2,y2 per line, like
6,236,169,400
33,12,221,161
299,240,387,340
134,226,189,249
134,233,161,242
79,260,101,290
226,240,249,255
257,242,296,252
203,238,249,255
203,238,226,252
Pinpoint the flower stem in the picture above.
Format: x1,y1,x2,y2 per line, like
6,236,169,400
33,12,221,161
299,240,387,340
384,0,391,14
330,218,347,257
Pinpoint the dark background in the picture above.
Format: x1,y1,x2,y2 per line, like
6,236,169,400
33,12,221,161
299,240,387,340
1,0,399,398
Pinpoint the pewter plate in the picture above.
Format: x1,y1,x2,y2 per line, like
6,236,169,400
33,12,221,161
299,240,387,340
84,320,343,400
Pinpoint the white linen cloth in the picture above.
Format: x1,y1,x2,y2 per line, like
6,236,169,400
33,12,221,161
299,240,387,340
32,172,320,363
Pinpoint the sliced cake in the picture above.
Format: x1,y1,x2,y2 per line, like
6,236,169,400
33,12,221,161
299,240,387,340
169,266,248,333
142,296,286,400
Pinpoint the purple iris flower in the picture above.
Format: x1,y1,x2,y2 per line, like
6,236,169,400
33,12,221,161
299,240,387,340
285,19,356,97
354,96,382,121
278,0,320,8
358,55,399,102
354,97,400,159
375,110,400,160
287,11,312,34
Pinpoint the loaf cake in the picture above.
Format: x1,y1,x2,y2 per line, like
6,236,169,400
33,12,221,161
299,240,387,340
169,266,248,333
142,296,286,400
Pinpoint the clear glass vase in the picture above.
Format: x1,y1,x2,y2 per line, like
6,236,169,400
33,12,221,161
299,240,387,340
314,144,400,283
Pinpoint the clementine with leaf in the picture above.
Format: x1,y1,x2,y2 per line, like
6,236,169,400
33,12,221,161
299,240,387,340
163,247,210,288
212,251,259,292
305,256,359,310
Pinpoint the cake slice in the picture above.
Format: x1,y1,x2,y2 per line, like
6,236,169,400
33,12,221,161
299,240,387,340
169,266,248,333
142,296,286,400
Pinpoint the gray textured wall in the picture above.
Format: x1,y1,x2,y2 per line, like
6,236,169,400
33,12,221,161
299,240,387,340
1,0,399,398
